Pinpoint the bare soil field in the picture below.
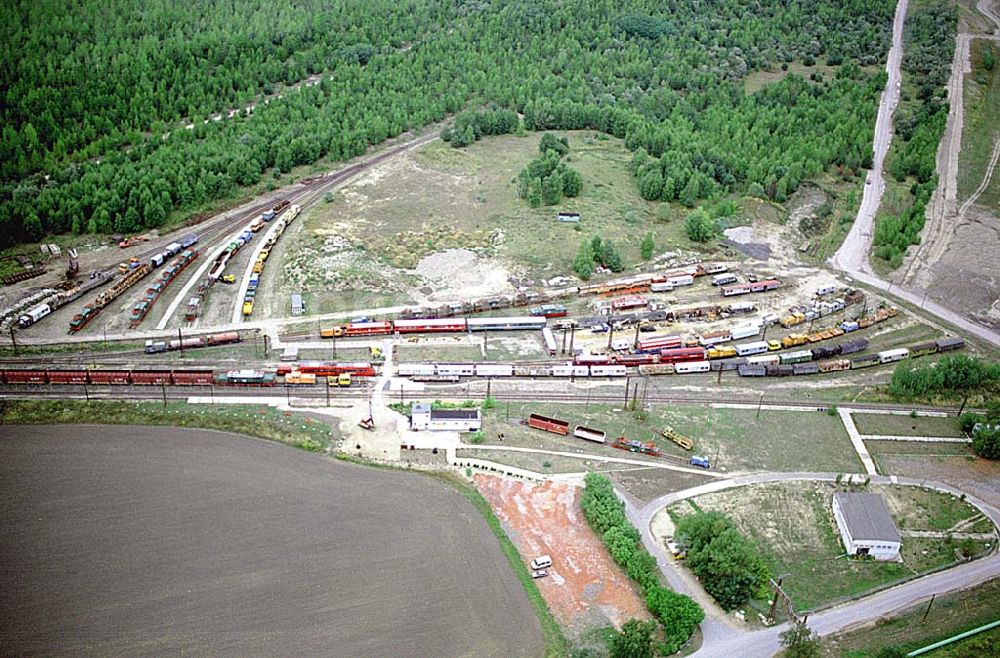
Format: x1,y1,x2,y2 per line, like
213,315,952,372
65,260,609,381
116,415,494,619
0,425,543,658
475,475,649,635
875,451,1000,511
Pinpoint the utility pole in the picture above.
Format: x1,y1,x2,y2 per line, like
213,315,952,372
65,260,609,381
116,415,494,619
9,326,17,357
569,325,576,355
486,377,492,402
161,380,167,408
921,594,936,623
633,321,640,349
561,327,567,355
607,320,615,352
326,379,331,406
177,327,184,356
263,333,269,359
623,375,630,408
756,393,764,419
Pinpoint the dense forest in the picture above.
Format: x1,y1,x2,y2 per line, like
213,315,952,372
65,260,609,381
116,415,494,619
0,0,896,247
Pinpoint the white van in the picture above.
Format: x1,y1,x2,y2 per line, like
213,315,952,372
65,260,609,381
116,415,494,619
530,555,552,570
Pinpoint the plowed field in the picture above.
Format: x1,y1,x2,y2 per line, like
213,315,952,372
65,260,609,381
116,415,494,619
0,425,542,657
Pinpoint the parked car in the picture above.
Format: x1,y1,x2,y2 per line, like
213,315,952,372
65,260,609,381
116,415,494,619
530,555,552,570
531,569,548,579
665,538,686,560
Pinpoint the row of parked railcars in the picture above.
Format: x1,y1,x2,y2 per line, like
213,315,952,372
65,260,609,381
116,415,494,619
320,316,546,337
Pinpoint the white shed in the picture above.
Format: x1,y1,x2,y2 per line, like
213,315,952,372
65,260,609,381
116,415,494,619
832,493,901,561
410,402,482,432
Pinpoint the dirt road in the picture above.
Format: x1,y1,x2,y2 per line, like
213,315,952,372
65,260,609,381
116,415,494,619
831,0,908,278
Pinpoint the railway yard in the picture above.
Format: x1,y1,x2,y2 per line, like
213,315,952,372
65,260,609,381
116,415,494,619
1,130,999,657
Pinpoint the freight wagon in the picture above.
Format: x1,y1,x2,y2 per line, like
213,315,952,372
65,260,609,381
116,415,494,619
636,334,683,353
130,371,174,385
393,318,467,333
675,361,711,374
528,414,569,435
574,426,607,443
542,327,557,356
878,348,909,364
735,341,769,356
285,362,377,377
658,347,707,364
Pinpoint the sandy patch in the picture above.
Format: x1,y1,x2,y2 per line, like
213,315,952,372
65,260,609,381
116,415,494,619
475,475,650,633
411,249,514,301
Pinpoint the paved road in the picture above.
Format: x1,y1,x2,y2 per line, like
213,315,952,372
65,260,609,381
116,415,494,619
626,472,1000,658
830,0,1000,348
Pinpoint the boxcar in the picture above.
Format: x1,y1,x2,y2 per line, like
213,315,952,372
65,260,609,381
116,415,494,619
675,361,711,374
659,347,707,364
936,337,965,352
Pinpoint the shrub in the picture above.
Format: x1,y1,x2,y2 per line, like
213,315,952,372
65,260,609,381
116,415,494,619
581,473,703,648
675,511,770,610
685,207,715,242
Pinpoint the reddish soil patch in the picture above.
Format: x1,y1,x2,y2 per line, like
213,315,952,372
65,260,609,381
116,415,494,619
476,475,650,633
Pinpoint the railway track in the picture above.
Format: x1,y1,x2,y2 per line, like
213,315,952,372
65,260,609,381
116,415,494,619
0,383,972,415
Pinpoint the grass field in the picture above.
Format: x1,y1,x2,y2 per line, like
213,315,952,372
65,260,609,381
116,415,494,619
0,425,546,657
669,481,989,612
821,577,1000,657
958,39,1000,209
1,400,336,452
479,402,861,474
852,413,967,438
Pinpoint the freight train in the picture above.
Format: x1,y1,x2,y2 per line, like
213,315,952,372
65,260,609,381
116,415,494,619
396,264,724,320
320,316,546,338
393,336,964,381
144,331,242,354
0,361,377,387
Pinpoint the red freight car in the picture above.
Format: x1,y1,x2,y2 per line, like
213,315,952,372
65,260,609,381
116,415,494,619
2,369,47,384
47,370,89,384
636,334,683,353
171,370,215,385
658,347,707,364
88,370,131,385
527,414,570,435
295,362,377,377
344,322,393,337
392,318,467,333
130,370,173,385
